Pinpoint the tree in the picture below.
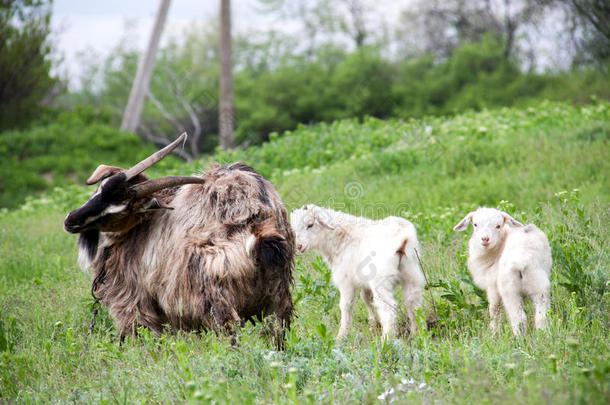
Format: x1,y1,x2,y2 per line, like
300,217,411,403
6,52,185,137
0,0,58,132
540,0,610,63
219,0,234,149
398,0,544,61
120,0,171,132
258,0,380,51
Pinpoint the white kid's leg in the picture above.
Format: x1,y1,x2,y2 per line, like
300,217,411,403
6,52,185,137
371,280,398,339
527,269,551,331
532,288,550,330
487,286,502,334
498,265,527,336
337,287,356,338
361,288,379,327
402,278,423,334
501,293,526,336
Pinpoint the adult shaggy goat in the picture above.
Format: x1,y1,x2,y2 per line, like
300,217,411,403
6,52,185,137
64,134,295,344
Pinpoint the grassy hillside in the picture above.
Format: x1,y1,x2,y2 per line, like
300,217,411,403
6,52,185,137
0,102,608,403
0,108,183,209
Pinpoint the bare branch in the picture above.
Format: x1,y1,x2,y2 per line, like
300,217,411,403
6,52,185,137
162,67,203,158
139,122,194,162
146,89,185,132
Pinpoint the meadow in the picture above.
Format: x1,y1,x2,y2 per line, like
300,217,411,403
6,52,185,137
0,101,608,403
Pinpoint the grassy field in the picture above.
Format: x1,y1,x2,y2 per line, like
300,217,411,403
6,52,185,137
0,101,608,403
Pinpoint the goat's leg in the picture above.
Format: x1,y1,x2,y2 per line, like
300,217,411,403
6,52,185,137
371,280,398,339
501,293,526,336
361,288,379,327
487,286,502,334
498,268,527,336
532,289,550,331
200,278,242,338
268,282,294,350
525,268,551,331
337,286,356,338
108,301,157,340
401,277,423,335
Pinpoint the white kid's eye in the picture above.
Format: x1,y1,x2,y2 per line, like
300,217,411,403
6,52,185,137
306,223,314,229
496,225,501,229
474,224,478,227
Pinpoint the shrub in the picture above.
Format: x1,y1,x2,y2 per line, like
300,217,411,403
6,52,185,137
0,112,170,209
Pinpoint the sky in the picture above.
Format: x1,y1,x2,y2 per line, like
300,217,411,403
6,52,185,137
50,0,564,90
51,1,249,87
50,0,406,89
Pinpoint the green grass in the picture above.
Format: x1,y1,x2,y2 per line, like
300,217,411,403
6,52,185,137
0,107,184,210
0,102,608,403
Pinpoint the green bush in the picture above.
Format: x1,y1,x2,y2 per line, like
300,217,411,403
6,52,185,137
0,111,168,209
74,32,610,149
0,0,59,132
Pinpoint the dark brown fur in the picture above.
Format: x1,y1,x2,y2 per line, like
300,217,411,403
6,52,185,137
74,163,294,344
396,238,408,262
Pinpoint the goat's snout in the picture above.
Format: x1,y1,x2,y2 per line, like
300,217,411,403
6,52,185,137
481,236,490,246
296,243,305,253
64,215,79,234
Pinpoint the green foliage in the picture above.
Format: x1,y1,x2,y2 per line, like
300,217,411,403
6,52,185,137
0,312,18,354
324,47,397,120
0,109,178,209
431,278,487,317
76,33,610,149
0,0,59,131
294,256,338,313
210,101,609,211
0,103,608,402
549,189,608,310
394,34,554,118
233,46,395,143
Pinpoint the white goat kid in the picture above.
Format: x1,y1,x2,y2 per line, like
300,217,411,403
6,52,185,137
291,205,425,339
453,207,552,335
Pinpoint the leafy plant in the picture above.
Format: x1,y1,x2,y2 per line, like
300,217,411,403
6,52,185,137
0,312,17,354
294,256,338,313
550,189,607,308
0,111,181,209
430,278,487,316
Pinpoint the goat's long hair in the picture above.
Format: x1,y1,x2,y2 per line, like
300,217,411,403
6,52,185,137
74,162,294,340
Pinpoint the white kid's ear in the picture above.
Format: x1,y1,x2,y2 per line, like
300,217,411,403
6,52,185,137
453,212,473,232
314,212,335,230
501,212,523,227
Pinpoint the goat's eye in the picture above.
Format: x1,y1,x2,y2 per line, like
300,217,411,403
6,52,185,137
474,223,478,227
495,225,501,229
306,223,314,229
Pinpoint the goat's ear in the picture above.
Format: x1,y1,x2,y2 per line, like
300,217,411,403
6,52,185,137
501,212,523,227
86,165,123,185
453,212,473,232
141,198,174,211
314,213,334,230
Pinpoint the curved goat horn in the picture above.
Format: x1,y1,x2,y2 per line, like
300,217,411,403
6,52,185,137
130,176,205,199
124,132,188,181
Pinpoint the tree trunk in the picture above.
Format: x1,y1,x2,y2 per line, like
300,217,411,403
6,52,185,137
120,0,171,132
219,0,234,149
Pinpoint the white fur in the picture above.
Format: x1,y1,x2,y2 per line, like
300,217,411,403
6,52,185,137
291,204,425,339
454,207,552,335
